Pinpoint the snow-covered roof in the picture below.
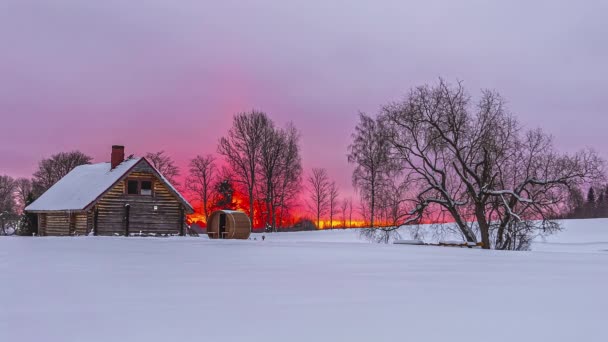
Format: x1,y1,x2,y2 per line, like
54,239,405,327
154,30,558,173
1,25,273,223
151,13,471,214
26,158,142,212
26,157,193,213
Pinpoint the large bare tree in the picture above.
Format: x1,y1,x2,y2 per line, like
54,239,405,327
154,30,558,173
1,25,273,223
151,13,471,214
218,111,270,225
186,154,217,224
307,168,330,228
258,122,303,231
32,151,92,195
374,79,603,249
348,113,392,228
257,120,283,231
275,124,303,228
145,151,180,185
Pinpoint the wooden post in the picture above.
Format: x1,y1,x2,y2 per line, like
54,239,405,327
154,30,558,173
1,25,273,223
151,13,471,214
179,205,184,237
124,204,130,237
93,207,99,236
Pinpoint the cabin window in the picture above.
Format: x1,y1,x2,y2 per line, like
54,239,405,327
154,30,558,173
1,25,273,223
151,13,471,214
140,181,152,196
125,179,154,196
127,180,139,195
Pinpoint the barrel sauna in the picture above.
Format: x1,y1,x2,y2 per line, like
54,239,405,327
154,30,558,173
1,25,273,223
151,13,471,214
206,210,251,239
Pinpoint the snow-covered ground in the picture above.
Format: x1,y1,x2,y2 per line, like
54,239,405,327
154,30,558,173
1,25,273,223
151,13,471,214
2,219,607,342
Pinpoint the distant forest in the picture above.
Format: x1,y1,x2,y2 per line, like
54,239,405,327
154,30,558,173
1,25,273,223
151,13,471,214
563,186,608,219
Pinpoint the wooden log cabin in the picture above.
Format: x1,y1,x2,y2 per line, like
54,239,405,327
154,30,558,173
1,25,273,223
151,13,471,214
25,146,194,236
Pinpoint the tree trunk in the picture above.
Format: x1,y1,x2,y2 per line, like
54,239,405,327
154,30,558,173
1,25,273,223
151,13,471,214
496,221,507,250
278,195,285,229
317,202,320,229
370,182,375,228
249,195,254,226
475,205,491,249
450,207,477,244
203,193,209,225
265,191,272,231
248,188,254,227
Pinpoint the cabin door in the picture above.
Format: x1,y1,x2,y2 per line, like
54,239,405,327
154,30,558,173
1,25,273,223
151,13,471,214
219,214,227,239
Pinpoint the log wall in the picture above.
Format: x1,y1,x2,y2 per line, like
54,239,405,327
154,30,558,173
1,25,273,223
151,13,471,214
38,212,88,236
95,162,185,236
38,213,47,236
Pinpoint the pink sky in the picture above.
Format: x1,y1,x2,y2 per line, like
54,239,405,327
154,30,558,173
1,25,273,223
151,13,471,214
1,1,607,199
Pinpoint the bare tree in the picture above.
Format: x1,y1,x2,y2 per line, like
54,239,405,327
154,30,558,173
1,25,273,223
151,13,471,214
358,199,370,227
12,178,33,213
328,181,339,228
340,198,349,228
378,79,603,249
275,123,303,228
379,172,410,226
32,151,92,195
0,175,16,235
186,155,217,224
348,113,392,228
307,168,330,228
257,122,304,231
0,175,15,213
349,199,355,227
145,151,180,185
360,171,410,243
218,111,272,225
488,130,603,250
257,121,284,231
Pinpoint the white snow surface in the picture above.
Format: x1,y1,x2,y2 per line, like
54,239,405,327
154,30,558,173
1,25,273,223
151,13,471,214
2,219,608,342
25,158,141,211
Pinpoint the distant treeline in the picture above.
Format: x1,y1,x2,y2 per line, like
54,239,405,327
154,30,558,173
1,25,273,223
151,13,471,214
562,185,608,219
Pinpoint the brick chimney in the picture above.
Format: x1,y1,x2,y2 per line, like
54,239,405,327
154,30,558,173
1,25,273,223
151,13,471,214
111,145,125,170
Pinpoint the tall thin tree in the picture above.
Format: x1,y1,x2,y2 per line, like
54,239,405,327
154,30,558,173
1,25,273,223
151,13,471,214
348,113,391,228
347,197,353,227
258,121,284,231
218,111,270,225
186,154,217,224
340,199,349,228
275,123,303,228
307,168,330,228
328,181,339,229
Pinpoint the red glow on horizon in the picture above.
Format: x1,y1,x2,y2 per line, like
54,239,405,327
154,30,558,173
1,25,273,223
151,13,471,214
186,194,434,230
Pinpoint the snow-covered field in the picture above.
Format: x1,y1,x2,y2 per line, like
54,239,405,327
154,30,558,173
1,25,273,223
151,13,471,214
2,220,607,342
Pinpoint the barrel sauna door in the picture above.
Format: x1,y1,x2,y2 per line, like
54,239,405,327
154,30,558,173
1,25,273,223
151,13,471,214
219,213,226,239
